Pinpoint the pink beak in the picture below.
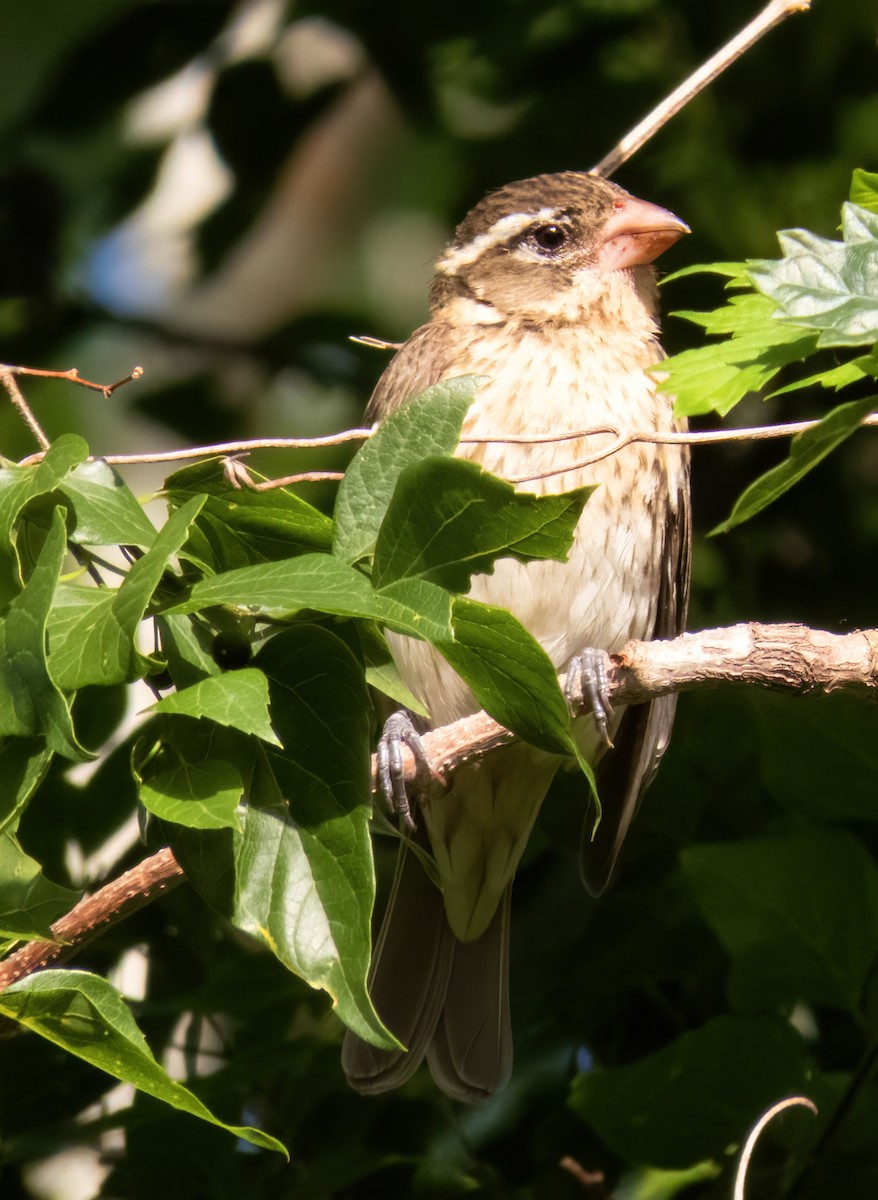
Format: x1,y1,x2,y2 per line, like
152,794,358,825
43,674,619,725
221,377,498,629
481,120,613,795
597,196,689,272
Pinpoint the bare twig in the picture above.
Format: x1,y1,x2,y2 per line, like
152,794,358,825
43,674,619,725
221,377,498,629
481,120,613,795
0,848,184,995
15,414,876,477
591,0,812,178
0,368,51,450
734,1096,817,1200
3,363,144,399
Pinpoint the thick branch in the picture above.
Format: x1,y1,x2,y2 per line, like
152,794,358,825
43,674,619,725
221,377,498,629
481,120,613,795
1,623,873,997
376,623,878,790
0,848,184,994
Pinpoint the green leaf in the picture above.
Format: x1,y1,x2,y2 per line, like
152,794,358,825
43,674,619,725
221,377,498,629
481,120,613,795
662,293,818,417
711,395,876,533
139,758,244,830
0,830,80,938
359,622,429,715
438,597,579,761
59,459,157,547
156,612,221,687
333,376,482,564
850,168,878,215
173,626,394,1050
373,455,591,591
569,1015,808,1168
682,832,878,1011
0,434,89,544
165,458,333,571
0,970,287,1154
169,553,454,643
46,495,207,689
0,738,53,835
661,261,749,285
151,669,280,746
0,507,83,758
748,208,878,347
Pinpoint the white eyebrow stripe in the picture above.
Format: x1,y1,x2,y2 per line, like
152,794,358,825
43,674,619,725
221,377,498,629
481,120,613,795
437,207,560,275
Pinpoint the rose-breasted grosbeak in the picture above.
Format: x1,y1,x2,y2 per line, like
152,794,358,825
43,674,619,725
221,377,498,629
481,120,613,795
342,171,690,1101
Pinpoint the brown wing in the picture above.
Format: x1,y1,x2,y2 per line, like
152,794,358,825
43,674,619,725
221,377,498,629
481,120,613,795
364,322,458,423
579,461,692,895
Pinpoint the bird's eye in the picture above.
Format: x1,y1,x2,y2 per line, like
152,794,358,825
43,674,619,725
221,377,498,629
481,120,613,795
529,224,568,254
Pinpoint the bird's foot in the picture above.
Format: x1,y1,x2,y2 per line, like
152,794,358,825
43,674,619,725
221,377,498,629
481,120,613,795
376,710,440,831
565,648,614,749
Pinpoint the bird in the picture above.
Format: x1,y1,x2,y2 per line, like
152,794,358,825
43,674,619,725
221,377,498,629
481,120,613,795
342,170,691,1102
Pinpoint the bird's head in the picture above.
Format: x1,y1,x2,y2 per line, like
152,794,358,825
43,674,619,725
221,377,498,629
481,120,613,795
429,172,688,327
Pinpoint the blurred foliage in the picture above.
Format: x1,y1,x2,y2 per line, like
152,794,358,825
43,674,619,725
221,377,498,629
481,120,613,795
1,0,878,1198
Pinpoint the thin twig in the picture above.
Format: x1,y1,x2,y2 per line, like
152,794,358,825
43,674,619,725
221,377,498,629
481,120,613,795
3,363,144,399
16,414,876,474
17,429,375,469
733,1096,817,1200
591,0,812,178
0,368,51,450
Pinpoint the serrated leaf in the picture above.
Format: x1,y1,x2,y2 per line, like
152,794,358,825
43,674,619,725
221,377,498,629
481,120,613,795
172,626,394,1049
661,261,749,285
46,495,207,689
139,759,244,829
748,209,878,347
569,1015,808,1168
682,832,878,1011
165,458,333,571
333,376,482,564
662,294,818,417
850,168,878,215
711,394,876,533
59,459,157,547
373,455,591,591
0,970,287,1154
0,507,84,758
169,553,453,643
0,830,80,938
151,669,280,746
768,356,870,398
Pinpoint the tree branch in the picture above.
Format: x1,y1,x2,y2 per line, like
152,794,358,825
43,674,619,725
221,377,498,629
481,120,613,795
1,622,873,999
388,623,878,788
0,848,184,995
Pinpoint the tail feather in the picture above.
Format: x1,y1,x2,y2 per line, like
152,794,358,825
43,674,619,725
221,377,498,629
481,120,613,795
341,841,453,1093
427,887,512,1102
342,838,512,1100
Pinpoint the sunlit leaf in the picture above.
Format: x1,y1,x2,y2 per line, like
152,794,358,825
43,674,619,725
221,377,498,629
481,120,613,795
373,455,590,591
0,970,287,1154
333,376,481,564
711,395,875,533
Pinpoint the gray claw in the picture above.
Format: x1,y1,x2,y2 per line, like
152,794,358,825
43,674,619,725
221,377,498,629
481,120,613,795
566,648,614,748
377,711,431,831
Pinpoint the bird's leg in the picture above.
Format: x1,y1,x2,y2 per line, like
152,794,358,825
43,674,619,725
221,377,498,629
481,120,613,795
376,710,437,832
565,648,614,749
